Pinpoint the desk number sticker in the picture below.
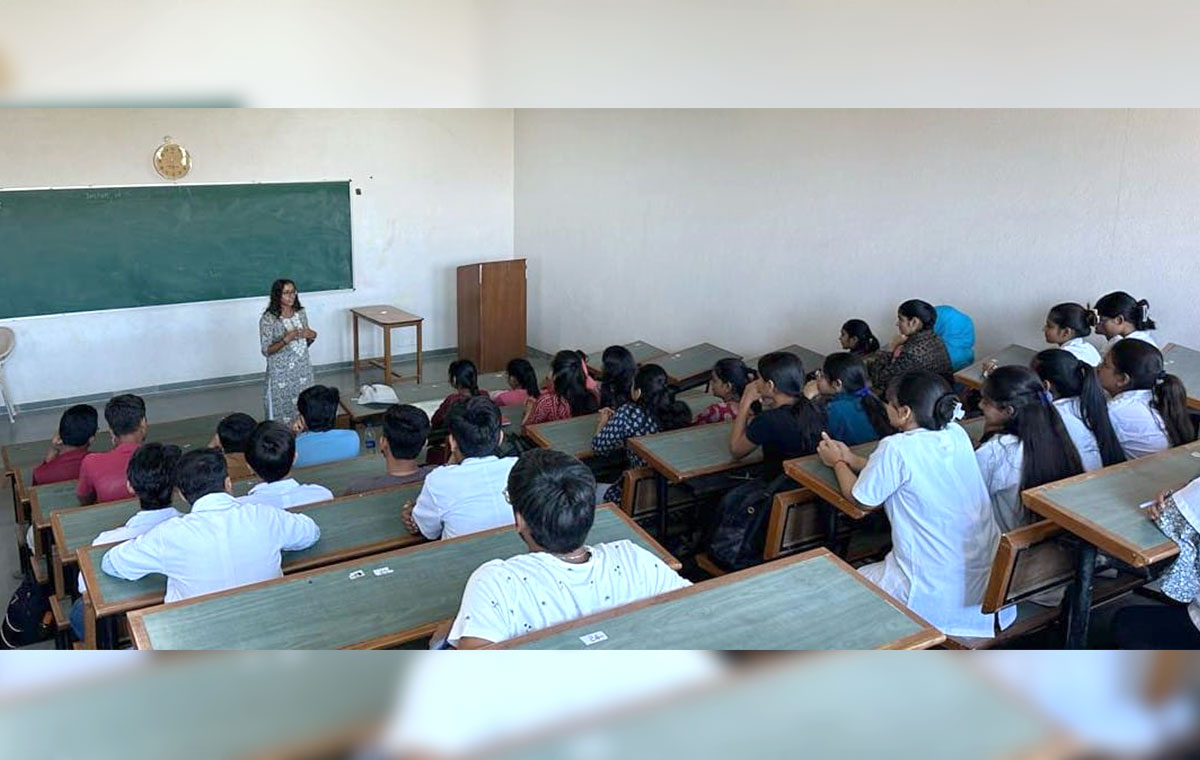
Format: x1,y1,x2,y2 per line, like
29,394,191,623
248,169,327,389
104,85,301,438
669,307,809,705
373,567,394,576
348,570,366,580
579,631,608,646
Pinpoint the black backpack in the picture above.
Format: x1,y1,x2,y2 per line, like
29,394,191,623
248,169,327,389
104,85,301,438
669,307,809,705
1,569,51,649
708,474,792,572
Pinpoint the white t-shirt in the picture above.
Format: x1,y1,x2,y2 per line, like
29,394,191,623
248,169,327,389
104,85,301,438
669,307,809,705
237,478,333,510
76,507,183,595
1053,397,1104,472
974,434,1034,534
1108,389,1169,459
851,423,1015,638
1060,337,1102,367
1106,330,1158,352
412,455,518,540
447,539,691,646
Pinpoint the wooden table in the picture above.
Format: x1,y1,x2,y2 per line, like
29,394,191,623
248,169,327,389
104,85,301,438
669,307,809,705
747,344,827,375
1162,342,1200,411
954,344,1038,390
584,340,668,366
525,413,600,459
653,343,740,390
350,305,423,385
338,372,509,425
126,506,676,650
1023,440,1195,648
77,482,427,648
499,547,943,650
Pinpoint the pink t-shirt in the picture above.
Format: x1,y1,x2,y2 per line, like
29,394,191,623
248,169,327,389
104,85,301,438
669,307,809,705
76,441,139,503
491,388,530,407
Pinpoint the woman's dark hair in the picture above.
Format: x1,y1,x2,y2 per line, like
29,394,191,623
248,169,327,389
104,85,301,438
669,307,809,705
550,350,599,416
1108,340,1195,447
600,345,636,409
126,443,183,510
505,358,540,399
1095,291,1155,331
711,357,754,398
885,371,959,431
981,366,1085,489
1046,303,1097,339
841,319,880,355
448,359,480,395
757,352,823,450
1032,349,1126,466
264,278,303,317
508,449,597,553
897,299,938,330
633,364,692,431
822,352,892,438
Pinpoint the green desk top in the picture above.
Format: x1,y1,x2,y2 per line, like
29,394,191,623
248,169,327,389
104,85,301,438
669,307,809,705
338,372,510,422
584,340,668,365
653,343,740,386
954,343,1038,389
629,421,761,482
1023,441,1199,567
525,413,600,459
79,482,425,618
1162,343,1200,410
747,344,827,376
503,548,940,650
127,507,669,650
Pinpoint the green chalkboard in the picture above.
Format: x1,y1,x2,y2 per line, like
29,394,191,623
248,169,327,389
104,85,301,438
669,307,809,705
0,181,352,318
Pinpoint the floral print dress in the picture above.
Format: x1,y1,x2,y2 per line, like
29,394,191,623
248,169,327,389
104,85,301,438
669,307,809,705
260,309,314,424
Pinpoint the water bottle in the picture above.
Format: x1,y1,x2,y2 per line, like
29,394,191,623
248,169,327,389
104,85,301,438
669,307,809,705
364,426,376,452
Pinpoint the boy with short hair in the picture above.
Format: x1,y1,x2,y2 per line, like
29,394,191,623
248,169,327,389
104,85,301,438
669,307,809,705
343,404,435,495
210,412,258,481
77,394,148,505
33,404,99,486
239,421,334,509
292,385,359,468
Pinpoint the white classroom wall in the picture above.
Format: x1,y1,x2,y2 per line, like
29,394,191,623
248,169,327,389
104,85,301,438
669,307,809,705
0,109,515,405
515,109,1200,363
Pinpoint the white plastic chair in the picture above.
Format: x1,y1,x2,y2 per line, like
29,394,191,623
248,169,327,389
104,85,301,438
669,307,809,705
0,327,16,422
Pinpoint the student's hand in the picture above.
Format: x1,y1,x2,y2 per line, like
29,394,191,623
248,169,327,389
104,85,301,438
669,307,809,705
304,328,317,341
1147,490,1172,521
888,333,908,351
290,417,307,434
596,407,614,428
283,329,301,344
802,379,821,400
981,359,999,378
43,435,64,463
739,382,762,413
401,502,421,534
816,433,851,468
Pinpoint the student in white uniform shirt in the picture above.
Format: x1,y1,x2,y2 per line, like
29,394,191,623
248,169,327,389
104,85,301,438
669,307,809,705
101,448,320,603
816,370,1014,638
1098,340,1195,459
68,442,184,640
237,421,333,509
1042,302,1102,367
441,448,690,648
975,366,1085,532
1032,349,1128,472
402,396,517,540
1094,291,1159,352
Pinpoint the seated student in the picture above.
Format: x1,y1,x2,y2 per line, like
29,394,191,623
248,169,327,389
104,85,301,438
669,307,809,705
803,352,891,446
344,404,435,495
933,304,976,372
522,350,599,426
574,349,602,396
431,359,491,428
70,443,184,639
1098,339,1194,459
592,364,691,504
839,319,881,358
598,345,637,410
292,385,359,468
975,366,1084,532
403,396,516,540
816,370,1014,638
1032,349,1126,471
443,449,691,648
209,412,257,481
1043,302,1102,367
101,448,320,603
695,358,752,424
491,358,541,408
1095,291,1158,350
238,421,334,508
32,404,98,486
869,299,953,392
77,394,148,505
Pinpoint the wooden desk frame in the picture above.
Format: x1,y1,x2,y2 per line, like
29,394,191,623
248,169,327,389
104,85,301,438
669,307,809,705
351,306,423,385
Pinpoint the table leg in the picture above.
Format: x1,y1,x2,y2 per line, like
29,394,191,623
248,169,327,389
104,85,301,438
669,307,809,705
656,475,669,540
352,314,361,383
383,325,393,384
1064,541,1097,649
83,597,97,650
416,321,423,384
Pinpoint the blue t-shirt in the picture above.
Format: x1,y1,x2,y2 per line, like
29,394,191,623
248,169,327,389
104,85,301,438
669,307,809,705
293,429,360,468
824,393,882,446
934,304,976,372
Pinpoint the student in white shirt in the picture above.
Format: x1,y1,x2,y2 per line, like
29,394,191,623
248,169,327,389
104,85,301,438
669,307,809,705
69,442,184,640
1031,349,1128,471
1042,302,1102,367
442,448,690,648
816,370,1013,638
975,366,1084,532
1098,340,1195,459
1094,291,1159,351
237,421,333,509
101,448,320,603
403,395,517,540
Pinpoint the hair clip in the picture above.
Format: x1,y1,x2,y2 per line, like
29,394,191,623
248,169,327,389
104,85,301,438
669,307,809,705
951,400,966,421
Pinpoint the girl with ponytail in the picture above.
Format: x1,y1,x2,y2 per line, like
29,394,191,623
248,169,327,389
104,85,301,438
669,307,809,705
976,366,1085,532
839,319,881,357
816,370,1013,638
431,359,489,427
523,351,599,426
805,352,892,445
695,358,754,425
869,299,954,391
1094,291,1159,350
492,358,541,407
1098,340,1195,458
1043,302,1102,367
598,345,637,410
728,352,823,475
1031,349,1126,470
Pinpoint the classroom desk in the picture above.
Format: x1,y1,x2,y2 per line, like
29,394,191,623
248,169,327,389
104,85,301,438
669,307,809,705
499,547,942,650
338,372,510,425
629,421,762,537
584,340,668,365
954,344,1038,390
783,417,986,519
1022,441,1196,648
525,413,600,459
746,344,827,375
350,304,423,385
1162,342,1200,411
126,506,677,650
77,482,425,648
653,343,740,390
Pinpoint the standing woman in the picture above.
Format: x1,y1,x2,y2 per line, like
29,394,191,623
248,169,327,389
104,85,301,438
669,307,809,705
260,278,317,424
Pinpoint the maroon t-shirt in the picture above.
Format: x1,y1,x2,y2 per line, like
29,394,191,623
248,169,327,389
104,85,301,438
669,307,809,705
76,442,139,503
31,447,90,486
